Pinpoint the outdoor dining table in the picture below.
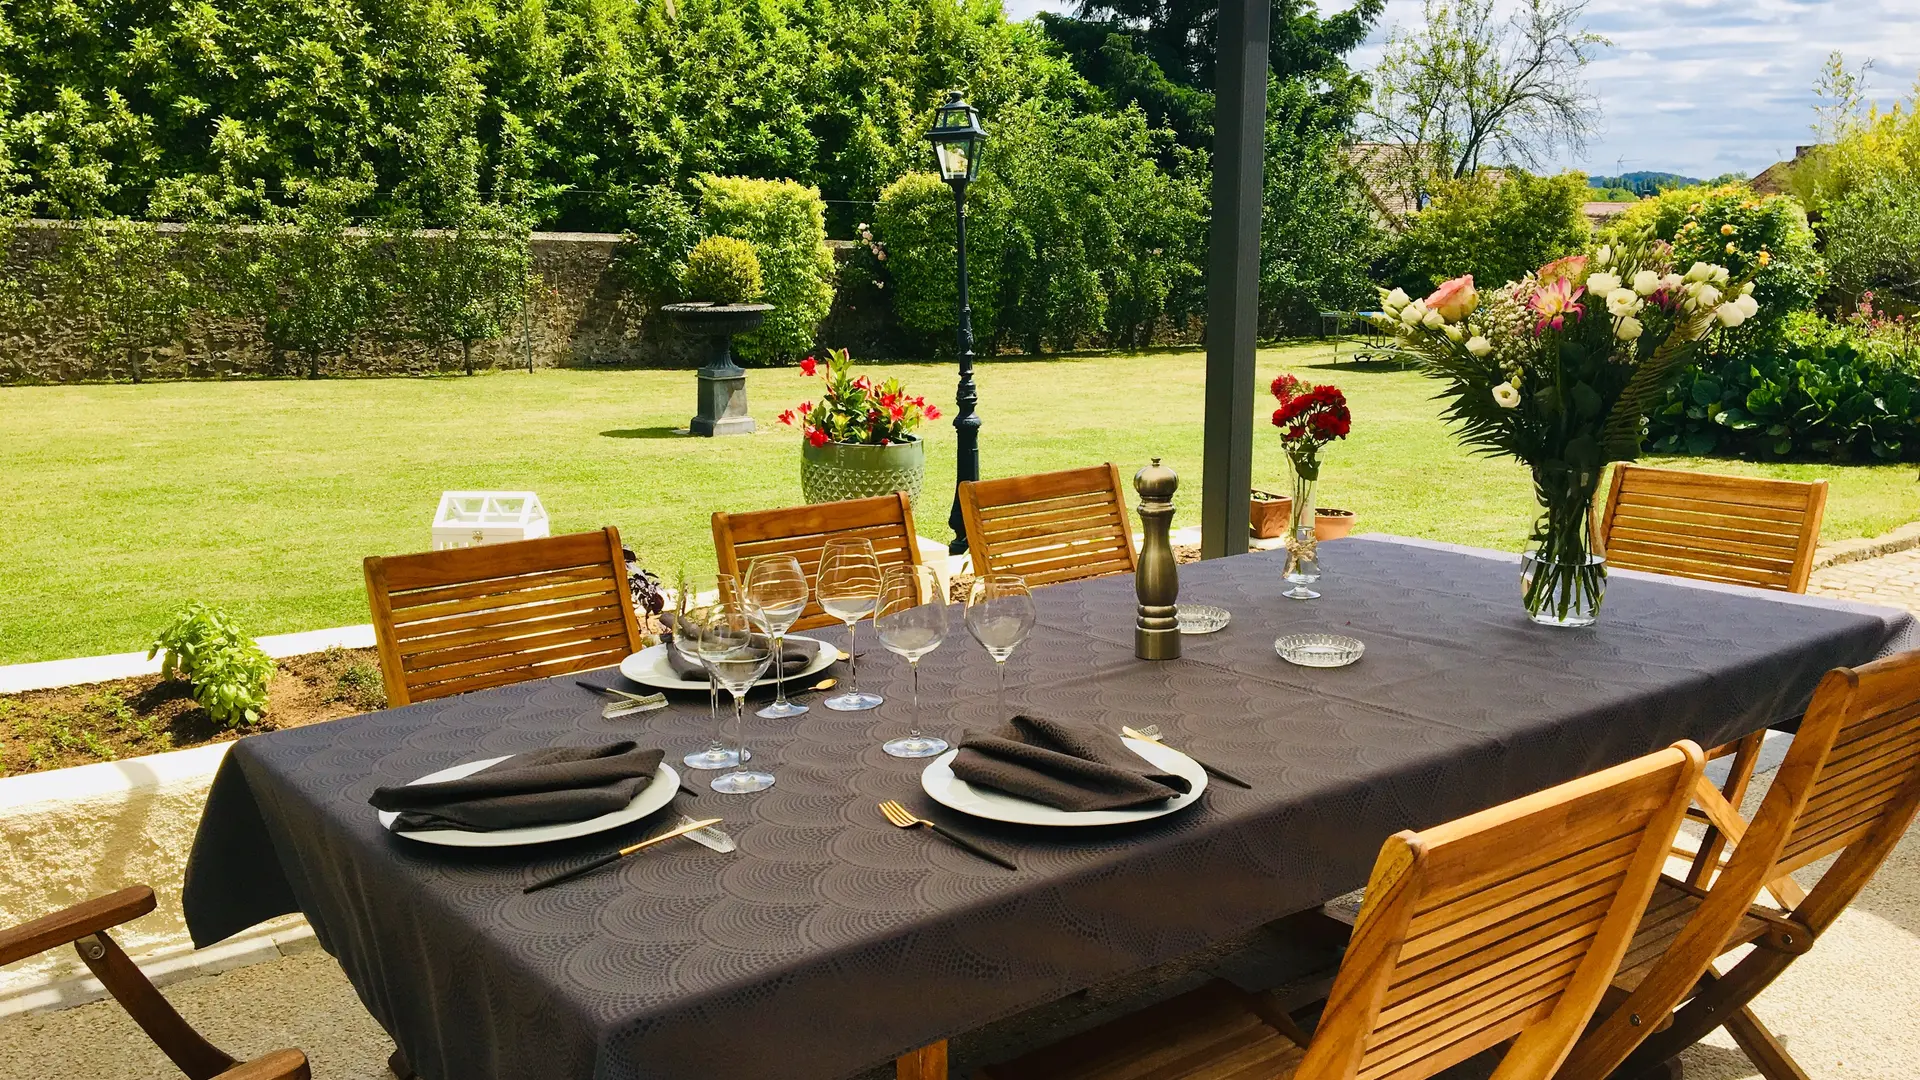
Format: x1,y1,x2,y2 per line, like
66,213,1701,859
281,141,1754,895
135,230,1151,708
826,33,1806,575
182,534,1916,1080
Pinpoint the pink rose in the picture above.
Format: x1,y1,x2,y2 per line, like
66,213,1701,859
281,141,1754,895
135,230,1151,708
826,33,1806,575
1424,275,1478,322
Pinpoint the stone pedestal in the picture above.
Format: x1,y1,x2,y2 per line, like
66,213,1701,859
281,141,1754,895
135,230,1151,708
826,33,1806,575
660,302,772,438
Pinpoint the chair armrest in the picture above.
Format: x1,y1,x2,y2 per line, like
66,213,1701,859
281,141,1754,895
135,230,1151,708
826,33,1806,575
0,886,156,967
218,1049,311,1080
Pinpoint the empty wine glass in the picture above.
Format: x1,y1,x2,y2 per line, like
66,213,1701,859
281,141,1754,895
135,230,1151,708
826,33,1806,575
966,573,1035,720
875,565,948,758
745,555,810,719
678,575,744,771
705,603,778,795
816,537,884,712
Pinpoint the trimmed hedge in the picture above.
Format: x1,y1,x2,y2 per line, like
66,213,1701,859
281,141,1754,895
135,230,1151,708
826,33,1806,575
695,176,836,362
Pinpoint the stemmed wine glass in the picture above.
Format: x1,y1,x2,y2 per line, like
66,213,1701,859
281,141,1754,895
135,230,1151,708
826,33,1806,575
678,575,744,771
705,603,778,795
965,573,1035,721
745,555,810,719
874,564,948,758
816,537,884,712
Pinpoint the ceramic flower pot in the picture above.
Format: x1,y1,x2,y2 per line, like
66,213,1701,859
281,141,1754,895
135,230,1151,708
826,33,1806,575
800,436,926,507
1314,508,1357,541
1250,491,1293,539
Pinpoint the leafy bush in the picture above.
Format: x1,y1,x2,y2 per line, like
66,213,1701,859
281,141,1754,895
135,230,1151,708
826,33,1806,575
873,172,1007,353
681,236,764,304
1648,312,1920,461
393,202,532,375
1389,169,1591,293
1260,77,1388,334
1605,184,1826,326
149,603,274,727
695,176,836,362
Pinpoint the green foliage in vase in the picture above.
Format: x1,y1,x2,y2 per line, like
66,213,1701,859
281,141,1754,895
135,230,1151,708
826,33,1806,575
1388,169,1592,294
694,176,834,362
148,602,273,728
680,236,764,305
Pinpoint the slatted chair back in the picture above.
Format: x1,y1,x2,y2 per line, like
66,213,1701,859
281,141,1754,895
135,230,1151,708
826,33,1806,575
1558,649,1920,1080
364,527,643,707
958,464,1136,587
1597,464,1827,593
712,492,922,632
1293,742,1704,1080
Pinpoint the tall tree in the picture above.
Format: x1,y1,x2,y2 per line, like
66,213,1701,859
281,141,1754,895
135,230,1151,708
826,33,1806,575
1365,0,1607,209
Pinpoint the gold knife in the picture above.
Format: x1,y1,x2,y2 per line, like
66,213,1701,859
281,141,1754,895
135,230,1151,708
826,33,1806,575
523,817,723,893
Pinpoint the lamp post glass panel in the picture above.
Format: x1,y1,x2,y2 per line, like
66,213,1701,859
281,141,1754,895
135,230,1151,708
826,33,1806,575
927,91,986,554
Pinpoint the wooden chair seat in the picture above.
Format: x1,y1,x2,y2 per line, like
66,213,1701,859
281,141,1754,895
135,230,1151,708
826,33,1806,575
712,492,921,632
959,464,1136,587
364,527,645,707
982,981,1306,1080
1610,878,1774,994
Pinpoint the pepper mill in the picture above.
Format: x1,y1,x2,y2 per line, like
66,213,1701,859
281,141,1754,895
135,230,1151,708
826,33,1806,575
1134,457,1181,660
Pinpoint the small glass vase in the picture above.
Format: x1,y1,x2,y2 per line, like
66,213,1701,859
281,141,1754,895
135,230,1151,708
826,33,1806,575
1522,465,1607,627
1282,461,1321,600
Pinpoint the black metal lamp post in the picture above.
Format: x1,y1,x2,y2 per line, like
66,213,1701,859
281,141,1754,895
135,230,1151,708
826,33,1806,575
926,90,987,554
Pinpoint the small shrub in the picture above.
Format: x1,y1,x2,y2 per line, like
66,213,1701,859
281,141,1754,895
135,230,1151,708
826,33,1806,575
681,235,764,304
695,175,836,362
1606,184,1826,327
1388,169,1591,293
149,603,273,727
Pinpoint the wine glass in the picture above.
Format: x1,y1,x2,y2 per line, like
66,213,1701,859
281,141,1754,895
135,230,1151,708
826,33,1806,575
874,564,949,758
965,573,1035,720
705,603,778,795
745,555,810,719
678,575,744,771
816,537,884,712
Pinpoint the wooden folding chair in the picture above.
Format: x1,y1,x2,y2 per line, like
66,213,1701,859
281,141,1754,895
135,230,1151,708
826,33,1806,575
1597,462,1831,879
957,464,1135,587
980,742,1704,1080
1559,650,1920,1080
0,886,309,1079
364,527,644,706
712,492,922,633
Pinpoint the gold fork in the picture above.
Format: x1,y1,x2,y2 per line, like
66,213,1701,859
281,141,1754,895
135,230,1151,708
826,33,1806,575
879,800,1017,870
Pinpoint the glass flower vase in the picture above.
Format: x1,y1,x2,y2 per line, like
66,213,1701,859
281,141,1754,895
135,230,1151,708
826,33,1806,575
1281,461,1321,600
1521,466,1607,627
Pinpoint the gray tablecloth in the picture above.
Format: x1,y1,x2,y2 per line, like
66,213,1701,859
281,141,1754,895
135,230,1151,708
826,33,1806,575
183,537,1914,1080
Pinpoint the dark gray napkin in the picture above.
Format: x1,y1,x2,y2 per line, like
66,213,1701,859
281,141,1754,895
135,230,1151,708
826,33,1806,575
950,715,1192,811
370,743,666,832
665,627,815,680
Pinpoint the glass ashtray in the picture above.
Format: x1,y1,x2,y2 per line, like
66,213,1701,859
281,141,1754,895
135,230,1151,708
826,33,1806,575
1274,633,1364,668
1176,605,1231,635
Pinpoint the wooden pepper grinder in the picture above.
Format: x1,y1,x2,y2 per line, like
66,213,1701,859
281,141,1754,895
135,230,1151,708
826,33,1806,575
1134,457,1181,660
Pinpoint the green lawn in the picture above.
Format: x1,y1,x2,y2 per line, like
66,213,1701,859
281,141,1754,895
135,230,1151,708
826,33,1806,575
5,344,1919,665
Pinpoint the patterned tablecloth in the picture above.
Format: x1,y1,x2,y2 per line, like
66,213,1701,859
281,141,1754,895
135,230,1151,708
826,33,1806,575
183,536,1915,1080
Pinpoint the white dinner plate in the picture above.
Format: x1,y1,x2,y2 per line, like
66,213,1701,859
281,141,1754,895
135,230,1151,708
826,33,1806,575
379,756,680,848
618,634,834,692
920,738,1208,827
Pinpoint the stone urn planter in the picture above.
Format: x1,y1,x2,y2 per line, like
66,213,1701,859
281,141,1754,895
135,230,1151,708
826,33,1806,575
660,302,772,436
1315,508,1357,541
801,436,926,507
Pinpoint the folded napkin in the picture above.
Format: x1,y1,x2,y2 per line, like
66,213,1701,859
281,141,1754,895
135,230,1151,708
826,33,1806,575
949,715,1192,812
664,618,815,681
370,742,666,833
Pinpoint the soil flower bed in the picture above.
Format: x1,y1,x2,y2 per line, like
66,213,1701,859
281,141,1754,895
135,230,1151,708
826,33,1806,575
0,647,385,778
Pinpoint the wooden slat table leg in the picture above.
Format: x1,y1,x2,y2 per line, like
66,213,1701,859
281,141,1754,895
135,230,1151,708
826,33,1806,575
896,1040,948,1080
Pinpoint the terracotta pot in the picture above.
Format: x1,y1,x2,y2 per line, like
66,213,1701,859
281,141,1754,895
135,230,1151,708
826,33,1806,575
1315,508,1356,541
1249,490,1293,539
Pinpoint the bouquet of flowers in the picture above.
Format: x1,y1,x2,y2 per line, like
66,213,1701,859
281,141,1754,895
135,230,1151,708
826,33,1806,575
1269,375,1351,598
1379,232,1757,625
778,348,940,447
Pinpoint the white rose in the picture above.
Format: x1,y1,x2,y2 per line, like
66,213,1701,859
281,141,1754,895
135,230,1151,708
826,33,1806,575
1492,382,1521,409
1606,288,1641,318
1443,324,1465,343
1660,273,1685,293
1595,245,1613,267
1716,302,1748,328
1712,265,1731,286
1693,283,1723,311
1632,270,1662,296
1466,335,1493,357
1422,307,1446,329
1686,261,1714,283
1741,281,1755,297
1384,287,1411,312
1400,300,1428,326
1585,272,1622,297
1614,315,1644,341
1735,293,1759,318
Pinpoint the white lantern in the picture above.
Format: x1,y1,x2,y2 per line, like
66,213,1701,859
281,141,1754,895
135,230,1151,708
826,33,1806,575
431,492,550,550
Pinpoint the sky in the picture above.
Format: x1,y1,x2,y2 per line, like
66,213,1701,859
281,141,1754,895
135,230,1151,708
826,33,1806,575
1000,0,1920,180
